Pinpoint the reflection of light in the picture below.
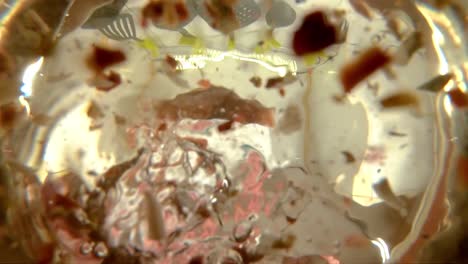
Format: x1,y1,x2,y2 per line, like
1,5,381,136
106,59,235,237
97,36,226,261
173,50,297,77
371,237,390,263
443,92,454,117
18,96,31,115
20,56,44,97
416,4,449,75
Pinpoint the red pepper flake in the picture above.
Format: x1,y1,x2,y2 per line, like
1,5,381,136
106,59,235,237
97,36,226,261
380,91,419,109
447,88,468,108
249,76,262,88
341,151,356,163
340,47,391,93
87,45,126,72
165,55,178,70
218,120,234,132
293,11,338,56
197,79,211,89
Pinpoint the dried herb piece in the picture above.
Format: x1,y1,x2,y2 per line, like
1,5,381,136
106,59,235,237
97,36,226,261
340,47,391,93
293,11,338,55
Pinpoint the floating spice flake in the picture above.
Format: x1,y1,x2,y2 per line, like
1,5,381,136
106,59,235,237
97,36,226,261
418,74,453,92
341,151,356,163
86,101,104,119
340,47,392,93
293,11,339,55
87,45,126,92
249,76,262,88
447,88,468,108
87,45,126,73
265,73,297,89
380,91,420,109
165,55,179,70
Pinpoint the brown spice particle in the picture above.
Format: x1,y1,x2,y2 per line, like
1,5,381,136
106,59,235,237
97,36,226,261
87,45,126,73
340,47,391,93
341,151,356,163
165,55,178,70
249,76,262,88
447,88,468,108
380,91,419,109
293,11,338,55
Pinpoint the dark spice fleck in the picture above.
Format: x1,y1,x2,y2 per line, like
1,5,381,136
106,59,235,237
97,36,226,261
341,151,356,163
293,11,338,55
285,216,297,224
249,76,262,88
266,77,285,88
165,55,179,70
389,131,407,137
188,255,204,264
380,92,419,109
218,120,234,132
87,45,126,72
272,234,296,250
0,103,21,129
340,47,391,93
279,88,285,97
448,88,468,108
